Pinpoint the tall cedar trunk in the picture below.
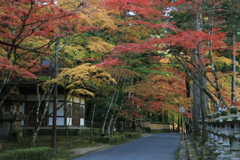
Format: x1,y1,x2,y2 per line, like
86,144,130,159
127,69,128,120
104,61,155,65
198,15,208,143
185,75,192,98
192,11,202,139
90,103,96,143
192,47,201,138
185,75,192,134
31,85,54,143
199,72,208,144
192,80,201,138
231,30,236,103
208,41,225,110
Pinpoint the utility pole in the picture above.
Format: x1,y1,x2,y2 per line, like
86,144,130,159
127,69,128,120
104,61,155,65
179,107,185,133
52,38,59,155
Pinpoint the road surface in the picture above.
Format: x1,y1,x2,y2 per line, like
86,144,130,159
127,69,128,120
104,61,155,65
72,133,181,160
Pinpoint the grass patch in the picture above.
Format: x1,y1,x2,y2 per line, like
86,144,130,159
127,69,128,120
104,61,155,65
0,147,52,160
0,130,142,160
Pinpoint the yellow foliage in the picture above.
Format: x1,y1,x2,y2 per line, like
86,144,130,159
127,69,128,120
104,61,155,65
58,0,86,11
69,89,95,97
66,0,117,30
61,45,85,64
44,63,116,97
86,37,114,54
91,10,117,29
0,47,7,57
214,56,236,70
22,36,51,50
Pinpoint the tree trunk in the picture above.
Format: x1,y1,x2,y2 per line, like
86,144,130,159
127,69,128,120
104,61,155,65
31,85,54,143
90,103,96,143
101,91,117,135
200,89,208,145
192,11,203,139
192,80,201,138
0,79,22,107
231,30,236,104
111,96,125,134
101,77,126,135
107,110,115,135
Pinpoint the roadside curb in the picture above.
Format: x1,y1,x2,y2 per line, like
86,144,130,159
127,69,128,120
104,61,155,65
178,133,190,160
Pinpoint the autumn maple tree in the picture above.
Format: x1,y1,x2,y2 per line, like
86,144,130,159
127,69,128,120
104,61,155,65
2,0,240,148
0,0,82,106
100,0,240,144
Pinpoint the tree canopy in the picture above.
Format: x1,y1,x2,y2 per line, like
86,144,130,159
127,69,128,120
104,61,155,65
1,0,240,142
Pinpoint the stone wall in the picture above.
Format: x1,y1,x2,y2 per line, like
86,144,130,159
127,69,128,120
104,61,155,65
205,107,240,160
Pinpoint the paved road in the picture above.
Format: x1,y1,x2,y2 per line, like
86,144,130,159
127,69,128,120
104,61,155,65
72,133,182,160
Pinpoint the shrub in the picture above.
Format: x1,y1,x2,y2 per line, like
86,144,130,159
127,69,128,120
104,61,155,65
0,147,52,160
124,133,141,139
213,113,218,118
150,129,171,133
220,109,228,116
208,114,213,119
230,106,237,114
216,111,221,117
95,133,140,144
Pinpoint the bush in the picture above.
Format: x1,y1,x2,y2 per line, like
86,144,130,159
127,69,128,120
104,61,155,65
150,129,171,133
0,147,52,160
208,114,213,119
144,127,151,133
230,106,237,114
124,133,141,139
220,109,228,116
96,135,126,144
95,133,141,144
216,111,221,117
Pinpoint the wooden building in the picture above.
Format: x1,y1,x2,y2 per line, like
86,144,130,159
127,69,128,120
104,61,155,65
0,85,88,138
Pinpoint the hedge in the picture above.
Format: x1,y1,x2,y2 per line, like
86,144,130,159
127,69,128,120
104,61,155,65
96,133,141,144
0,147,52,160
150,129,171,133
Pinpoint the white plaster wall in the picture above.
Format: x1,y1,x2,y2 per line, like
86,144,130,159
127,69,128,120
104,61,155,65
81,99,85,104
67,95,73,102
66,118,72,126
74,97,80,103
80,118,84,126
